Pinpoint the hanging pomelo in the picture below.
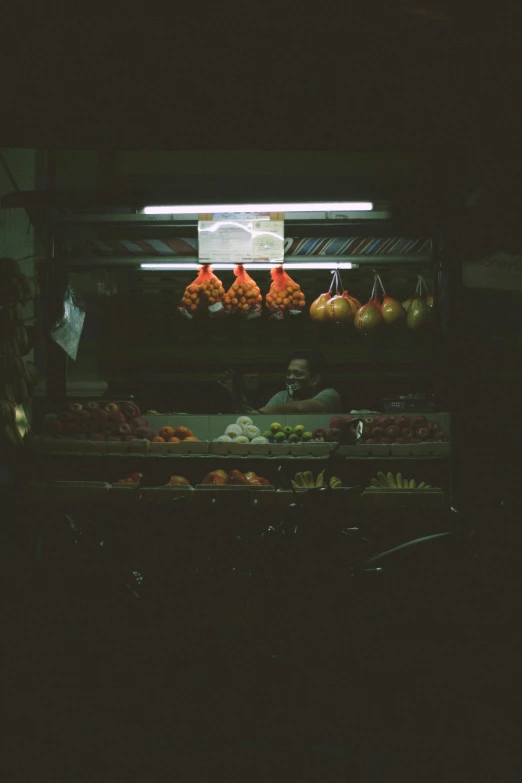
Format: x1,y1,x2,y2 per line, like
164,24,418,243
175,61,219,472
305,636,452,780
402,297,413,312
310,292,331,321
324,294,354,324
426,294,434,310
381,294,406,326
407,296,432,331
354,299,383,333
341,290,361,315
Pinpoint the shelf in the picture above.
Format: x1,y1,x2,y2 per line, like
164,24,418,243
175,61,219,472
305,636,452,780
29,450,450,461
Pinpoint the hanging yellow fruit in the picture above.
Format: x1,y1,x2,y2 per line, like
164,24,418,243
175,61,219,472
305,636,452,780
381,295,406,326
407,297,432,331
354,299,383,333
310,292,331,321
341,290,361,316
324,294,355,324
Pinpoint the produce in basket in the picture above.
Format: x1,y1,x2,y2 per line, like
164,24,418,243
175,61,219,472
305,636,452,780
265,265,305,319
368,471,435,490
224,264,262,318
359,414,448,444
179,264,226,319
292,469,342,488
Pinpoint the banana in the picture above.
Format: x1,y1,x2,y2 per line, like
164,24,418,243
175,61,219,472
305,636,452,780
301,471,313,488
417,482,426,490
396,472,404,489
24,362,39,387
370,478,381,488
409,479,416,489
291,480,301,490
329,477,342,488
387,471,397,488
293,472,306,488
315,469,326,488
377,471,388,487
425,484,432,489
0,400,16,427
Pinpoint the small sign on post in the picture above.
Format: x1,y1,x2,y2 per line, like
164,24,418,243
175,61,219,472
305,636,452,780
198,214,284,264
462,252,522,292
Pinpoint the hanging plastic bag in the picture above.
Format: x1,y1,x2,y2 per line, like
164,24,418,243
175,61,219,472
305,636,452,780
178,264,226,319
224,264,262,319
354,274,383,335
324,270,360,325
405,274,433,331
50,284,86,360
372,272,406,326
265,265,305,320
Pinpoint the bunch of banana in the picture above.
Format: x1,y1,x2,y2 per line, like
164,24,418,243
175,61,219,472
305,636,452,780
0,400,23,446
292,469,343,489
369,471,433,490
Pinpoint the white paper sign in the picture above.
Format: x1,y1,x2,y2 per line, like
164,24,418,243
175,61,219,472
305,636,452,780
462,252,522,292
198,219,284,263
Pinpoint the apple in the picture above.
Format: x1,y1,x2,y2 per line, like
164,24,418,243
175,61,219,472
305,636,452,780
416,427,429,440
75,409,91,421
363,417,375,428
107,435,123,441
326,428,340,442
312,427,327,441
104,402,120,413
394,437,406,444
411,437,422,444
411,415,427,430
118,423,132,435
402,427,413,439
109,411,126,424
374,415,392,429
371,426,384,438
396,416,410,429
380,437,393,444
68,402,83,412
85,401,100,412
435,432,448,441
365,438,377,444
329,416,344,430
57,411,74,424
168,475,190,486
95,409,110,423
129,472,143,483
385,425,401,438
427,422,441,435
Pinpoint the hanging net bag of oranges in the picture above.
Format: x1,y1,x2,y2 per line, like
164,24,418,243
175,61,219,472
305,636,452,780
265,265,305,320
179,264,226,319
224,264,263,319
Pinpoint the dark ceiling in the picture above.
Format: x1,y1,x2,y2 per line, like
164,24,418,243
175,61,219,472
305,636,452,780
1,2,521,153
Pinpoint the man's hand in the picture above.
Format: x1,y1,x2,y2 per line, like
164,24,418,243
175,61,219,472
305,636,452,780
217,369,236,397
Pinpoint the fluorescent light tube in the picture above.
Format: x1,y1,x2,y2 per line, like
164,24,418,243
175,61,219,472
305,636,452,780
140,262,356,271
142,202,373,215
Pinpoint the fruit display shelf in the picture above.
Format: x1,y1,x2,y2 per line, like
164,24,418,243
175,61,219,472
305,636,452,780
362,487,445,511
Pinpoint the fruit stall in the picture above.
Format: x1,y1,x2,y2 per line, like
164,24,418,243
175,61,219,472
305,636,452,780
1,189,454,626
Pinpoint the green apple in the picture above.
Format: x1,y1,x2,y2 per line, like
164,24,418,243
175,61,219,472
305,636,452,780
302,431,312,441
262,430,272,440
294,425,305,437
288,433,299,443
270,422,282,433
283,426,293,437
274,431,286,442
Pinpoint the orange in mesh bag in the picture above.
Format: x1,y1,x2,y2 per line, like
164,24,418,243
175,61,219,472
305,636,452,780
265,265,305,319
179,264,226,319
224,264,263,318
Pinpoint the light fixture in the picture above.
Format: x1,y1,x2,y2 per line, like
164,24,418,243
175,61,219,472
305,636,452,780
140,262,357,271
142,202,373,215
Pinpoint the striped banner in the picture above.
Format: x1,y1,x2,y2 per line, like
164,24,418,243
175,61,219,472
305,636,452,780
79,237,432,258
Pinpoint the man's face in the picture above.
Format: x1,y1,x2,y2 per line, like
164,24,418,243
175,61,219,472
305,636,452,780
286,359,318,399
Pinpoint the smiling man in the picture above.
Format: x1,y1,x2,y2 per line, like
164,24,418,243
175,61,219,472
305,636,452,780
220,350,342,414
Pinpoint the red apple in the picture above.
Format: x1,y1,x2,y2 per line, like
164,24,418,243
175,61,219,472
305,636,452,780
365,438,377,445
402,427,413,439
411,415,427,429
371,426,384,438
168,475,190,486
329,416,344,430
109,411,126,424
118,423,132,436
129,472,143,483
380,437,393,444
104,402,120,413
326,428,340,442
86,401,100,412
427,422,441,435
396,416,410,429
68,402,83,412
416,427,429,440
75,409,91,421
57,411,74,424
363,417,375,428
385,425,401,438
374,415,391,429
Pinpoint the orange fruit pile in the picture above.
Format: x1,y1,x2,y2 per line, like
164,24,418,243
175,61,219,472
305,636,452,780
224,280,262,313
181,278,225,313
266,282,305,312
